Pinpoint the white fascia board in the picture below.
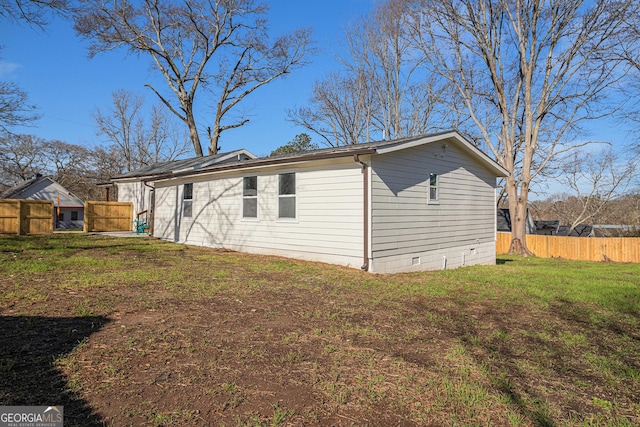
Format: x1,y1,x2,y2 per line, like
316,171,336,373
111,177,154,184
151,160,303,185
152,156,359,185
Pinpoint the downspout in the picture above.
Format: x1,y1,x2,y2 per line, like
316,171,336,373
354,154,369,271
143,180,155,234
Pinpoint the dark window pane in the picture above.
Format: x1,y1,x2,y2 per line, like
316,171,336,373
279,197,295,218
243,198,257,218
184,183,193,200
430,173,437,187
279,173,295,195
243,176,257,196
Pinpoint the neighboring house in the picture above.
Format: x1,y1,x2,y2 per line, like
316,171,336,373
113,131,508,273
554,225,594,237
534,220,560,235
497,208,536,234
111,149,257,224
535,220,596,237
593,224,640,237
0,175,85,229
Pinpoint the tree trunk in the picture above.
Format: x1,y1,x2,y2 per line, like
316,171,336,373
508,196,534,256
505,173,534,256
185,107,203,157
208,123,221,156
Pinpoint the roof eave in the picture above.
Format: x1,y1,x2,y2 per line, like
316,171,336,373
151,148,378,182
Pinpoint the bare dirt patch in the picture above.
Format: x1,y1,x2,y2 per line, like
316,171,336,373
1,235,638,426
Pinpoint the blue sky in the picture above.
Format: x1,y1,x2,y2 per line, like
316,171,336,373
1,0,634,195
1,0,373,157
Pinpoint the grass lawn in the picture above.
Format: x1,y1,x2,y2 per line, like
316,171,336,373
0,234,638,426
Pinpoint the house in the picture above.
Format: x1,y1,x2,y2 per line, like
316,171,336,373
554,225,594,237
593,224,639,237
534,220,560,235
0,175,85,229
534,220,595,237
497,208,536,234
113,131,509,273
111,149,257,224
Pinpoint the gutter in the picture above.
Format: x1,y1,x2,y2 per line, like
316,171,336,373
143,181,155,234
354,154,369,272
148,148,378,183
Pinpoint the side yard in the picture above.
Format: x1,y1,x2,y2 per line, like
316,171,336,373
0,234,638,426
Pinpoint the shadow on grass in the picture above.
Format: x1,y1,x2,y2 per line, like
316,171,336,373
451,310,560,427
496,258,514,265
0,315,110,427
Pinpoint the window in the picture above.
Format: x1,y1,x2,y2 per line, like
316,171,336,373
278,172,296,219
243,176,257,218
58,212,64,221
183,183,193,218
71,211,78,221
429,173,439,202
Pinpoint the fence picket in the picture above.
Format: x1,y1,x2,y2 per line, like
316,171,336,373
497,232,640,263
84,201,133,232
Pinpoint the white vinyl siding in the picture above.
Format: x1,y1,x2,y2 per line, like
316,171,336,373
152,158,364,267
117,180,151,224
147,134,500,273
370,142,497,271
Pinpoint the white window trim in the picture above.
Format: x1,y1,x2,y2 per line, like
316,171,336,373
277,172,297,221
182,182,194,218
428,173,439,204
242,175,259,220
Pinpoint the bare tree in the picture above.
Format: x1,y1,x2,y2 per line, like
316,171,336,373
0,133,48,186
94,90,190,172
74,0,312,157
288,72,375,146
552,146,638,234
0,0,70,26
342,0,433,140
145,104,191,163
0,81,38,133
618,15,640,155
90,144,126,200
42,139,98,199
532,188,640,235
289,0,452,146
44,140,91,180
0,133,128,200
410,0,639,255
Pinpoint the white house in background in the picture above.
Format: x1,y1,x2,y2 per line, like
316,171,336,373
113,131,509,273
0,175,85,229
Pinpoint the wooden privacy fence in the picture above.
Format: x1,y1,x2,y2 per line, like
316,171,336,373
497,232,640,263
84,201,133,232
0,199,53,235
